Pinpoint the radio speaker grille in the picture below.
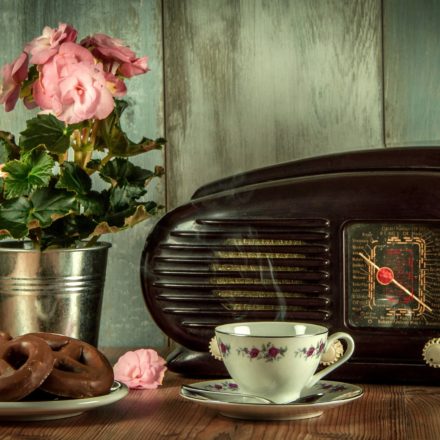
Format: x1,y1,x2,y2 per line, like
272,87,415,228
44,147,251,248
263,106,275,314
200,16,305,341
145,217,331,351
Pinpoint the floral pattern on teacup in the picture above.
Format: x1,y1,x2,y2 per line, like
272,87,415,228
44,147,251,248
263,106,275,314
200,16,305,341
205,381,240,392
319,382,347,393
217,339,231,357
295,339,326,360
236,342,287,362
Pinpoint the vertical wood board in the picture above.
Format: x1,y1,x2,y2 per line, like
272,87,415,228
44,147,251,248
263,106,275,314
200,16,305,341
163,0,384,208
384,0,440,146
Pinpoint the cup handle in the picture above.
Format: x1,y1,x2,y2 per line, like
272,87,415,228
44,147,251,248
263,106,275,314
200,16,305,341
306,332,355,388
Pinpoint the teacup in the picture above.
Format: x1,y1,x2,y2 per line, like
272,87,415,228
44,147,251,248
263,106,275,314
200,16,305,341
215,321,354,404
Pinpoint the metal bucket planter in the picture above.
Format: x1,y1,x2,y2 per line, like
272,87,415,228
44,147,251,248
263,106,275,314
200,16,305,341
0,241,111,346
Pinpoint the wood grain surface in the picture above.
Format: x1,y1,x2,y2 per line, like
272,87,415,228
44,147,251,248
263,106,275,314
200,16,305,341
0,371,438,440
163,0,384,208
383,0,440,146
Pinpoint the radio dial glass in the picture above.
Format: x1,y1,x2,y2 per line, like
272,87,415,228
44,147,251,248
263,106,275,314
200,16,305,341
344,222,440,329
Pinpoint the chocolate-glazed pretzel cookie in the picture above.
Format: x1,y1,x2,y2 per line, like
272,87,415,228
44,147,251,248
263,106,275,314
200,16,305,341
0,334,54,401
29,332,114,398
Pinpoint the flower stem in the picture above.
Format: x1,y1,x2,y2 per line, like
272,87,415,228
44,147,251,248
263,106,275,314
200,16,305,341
100,153,112,168
86,234,100,247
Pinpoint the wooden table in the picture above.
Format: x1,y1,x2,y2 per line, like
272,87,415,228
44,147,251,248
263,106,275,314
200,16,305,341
0,371,439,439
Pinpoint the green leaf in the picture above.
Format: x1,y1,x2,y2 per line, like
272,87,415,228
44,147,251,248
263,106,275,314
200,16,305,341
78,191,107,216
100,157,153,187
0,189,76,241
0,197,31,238
19,114,74,154
56,162,92,196
39,215,97,248
29,188,78,228
0,131,20,161
109,185,146,211
95,100,165,157
3,150,54,199
89,203,157,238
86,159,101,171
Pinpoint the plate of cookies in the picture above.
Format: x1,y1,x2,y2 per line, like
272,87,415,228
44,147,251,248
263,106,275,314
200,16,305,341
0,331,128,421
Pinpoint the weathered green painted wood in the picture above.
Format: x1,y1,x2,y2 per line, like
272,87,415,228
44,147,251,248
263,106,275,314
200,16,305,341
383,0,440,146
163,0,384,209
0,0,166,348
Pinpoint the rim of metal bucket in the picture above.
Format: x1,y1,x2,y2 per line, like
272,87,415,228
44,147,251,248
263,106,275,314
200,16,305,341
0,241,112,252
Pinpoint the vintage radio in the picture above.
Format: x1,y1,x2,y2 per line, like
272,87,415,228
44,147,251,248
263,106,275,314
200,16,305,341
140,147,440,383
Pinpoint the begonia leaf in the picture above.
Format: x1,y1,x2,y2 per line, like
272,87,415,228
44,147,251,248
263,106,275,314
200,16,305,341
19,114,75,154
3,150,54,199
0,131,20,161
94,99,165,157
100,157,153,188
29,188,78,228
0,197,31,238
56,161,92,195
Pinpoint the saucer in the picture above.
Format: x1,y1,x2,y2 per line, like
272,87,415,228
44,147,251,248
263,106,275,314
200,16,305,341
0,381,128,421
180,379,363,421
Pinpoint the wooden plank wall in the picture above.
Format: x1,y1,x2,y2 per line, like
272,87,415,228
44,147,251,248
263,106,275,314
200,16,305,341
383,0,440,146
0,0,438,350
164,0,384,208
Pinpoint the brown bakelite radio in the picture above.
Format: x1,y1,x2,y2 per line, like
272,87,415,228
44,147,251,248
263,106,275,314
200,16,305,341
140,147,440,383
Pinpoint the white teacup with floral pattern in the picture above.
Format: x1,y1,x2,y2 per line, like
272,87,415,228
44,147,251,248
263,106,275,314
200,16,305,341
215,321,355,404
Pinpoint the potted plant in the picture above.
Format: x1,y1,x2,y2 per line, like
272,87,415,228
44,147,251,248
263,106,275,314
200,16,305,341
0,23,165,344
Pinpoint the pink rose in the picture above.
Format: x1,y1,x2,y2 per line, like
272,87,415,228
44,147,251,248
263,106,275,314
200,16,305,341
81,33,149,78
25,23,78,64
0,52,29,111
33,42,115,123
113,349,167,390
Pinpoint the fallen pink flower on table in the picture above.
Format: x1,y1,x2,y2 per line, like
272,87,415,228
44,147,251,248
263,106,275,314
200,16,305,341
114,349,167,390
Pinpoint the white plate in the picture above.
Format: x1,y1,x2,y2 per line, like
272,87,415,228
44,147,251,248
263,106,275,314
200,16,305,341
0,381,128,421
180,379,363,421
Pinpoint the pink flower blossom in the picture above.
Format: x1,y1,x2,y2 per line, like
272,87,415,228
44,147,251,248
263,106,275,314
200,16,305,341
0,164,8,179
104,71,127,97
0,52,29,112
33,42,115,124
118,56,149,78
113,349,167,390
81,33,149,78
0,25,148,122
25,23,78,64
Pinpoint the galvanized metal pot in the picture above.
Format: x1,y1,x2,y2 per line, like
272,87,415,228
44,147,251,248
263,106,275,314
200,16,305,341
0,241,111,346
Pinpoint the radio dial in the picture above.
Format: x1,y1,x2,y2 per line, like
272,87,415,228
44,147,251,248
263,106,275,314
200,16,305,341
422,338,440,368
320,340,344,366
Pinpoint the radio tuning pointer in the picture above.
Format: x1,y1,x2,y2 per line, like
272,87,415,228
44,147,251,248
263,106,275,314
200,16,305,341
358,252,433,313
